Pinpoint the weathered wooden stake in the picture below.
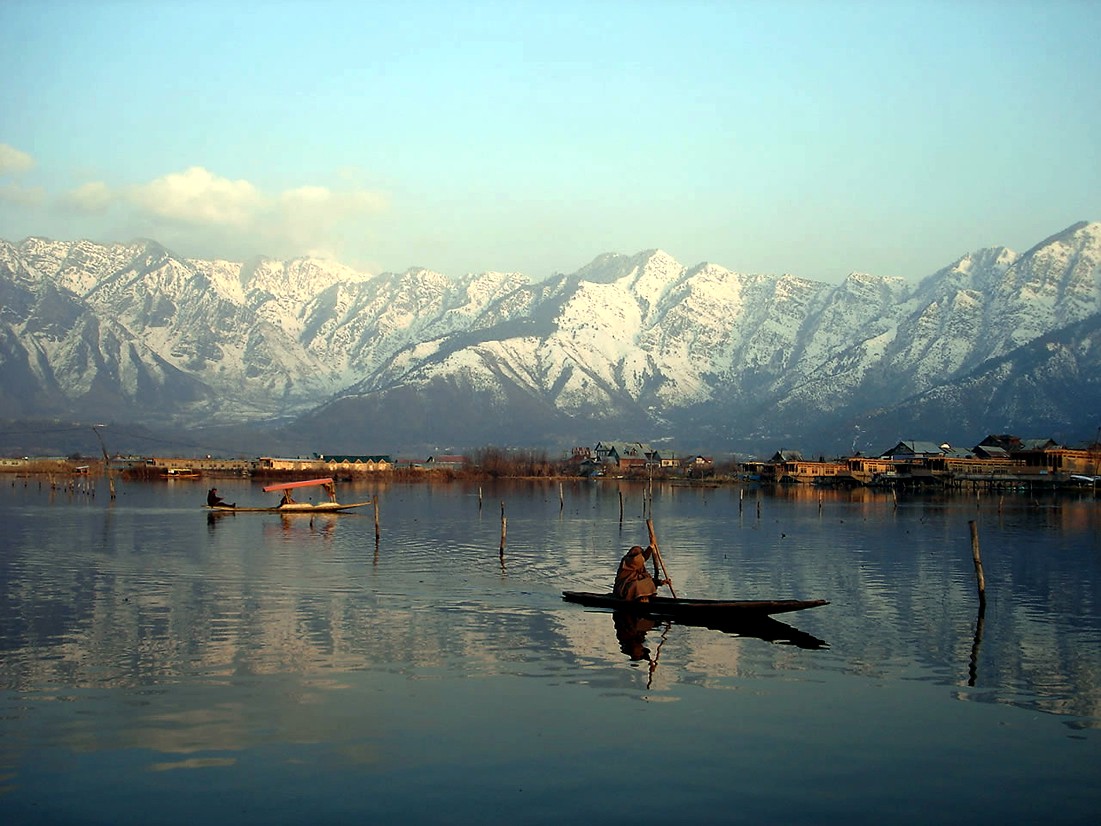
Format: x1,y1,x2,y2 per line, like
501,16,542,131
559,482,564,511
619,490,624,524
373,495,380,543
646,518,677,598
756,499,761,519
968,606,986,687
499,513,507,555
478,486,483,510
969,520,987,609
739,487,744,513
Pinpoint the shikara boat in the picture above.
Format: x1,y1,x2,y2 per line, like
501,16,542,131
562,591,828,619
564,591,830,649
205,477,374,513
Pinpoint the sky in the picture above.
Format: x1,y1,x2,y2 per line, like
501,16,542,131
1,0,1099,284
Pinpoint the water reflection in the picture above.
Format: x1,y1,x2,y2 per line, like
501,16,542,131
2,481,1100,719
2,479,1101,824
611,609,828,662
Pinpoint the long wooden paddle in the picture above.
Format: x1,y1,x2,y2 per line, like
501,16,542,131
646,518,677,598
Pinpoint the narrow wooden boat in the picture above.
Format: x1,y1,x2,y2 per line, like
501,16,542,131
205,477,373,513
206,501,373,513
562,590,828,619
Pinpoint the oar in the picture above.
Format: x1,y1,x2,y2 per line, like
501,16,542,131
646,518,677,598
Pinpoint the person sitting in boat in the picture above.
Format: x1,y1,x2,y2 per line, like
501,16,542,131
322,481,337,503
613,545,669,602
279,489,296,507
207,487,234,508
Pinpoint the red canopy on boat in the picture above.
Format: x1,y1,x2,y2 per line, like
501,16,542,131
262,477,335,492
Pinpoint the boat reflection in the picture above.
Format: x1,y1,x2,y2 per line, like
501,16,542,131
612,608,828,657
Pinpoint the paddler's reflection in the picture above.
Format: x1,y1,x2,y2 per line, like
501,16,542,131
612,607,829,655
614,611,657,661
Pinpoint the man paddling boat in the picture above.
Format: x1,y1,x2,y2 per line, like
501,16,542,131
613,545,670,602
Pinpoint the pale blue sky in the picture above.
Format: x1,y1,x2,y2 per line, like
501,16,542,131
1,0,1098,282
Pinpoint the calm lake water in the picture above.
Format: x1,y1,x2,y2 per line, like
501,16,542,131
1,476,1099,824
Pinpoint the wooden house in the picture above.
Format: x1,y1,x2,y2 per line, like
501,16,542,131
594,441,655,472
318,454,394,472
841,456,898,486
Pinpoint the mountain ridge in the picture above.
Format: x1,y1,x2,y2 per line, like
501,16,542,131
1,222,1099,457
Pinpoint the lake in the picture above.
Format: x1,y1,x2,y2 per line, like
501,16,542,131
1,476,1099,824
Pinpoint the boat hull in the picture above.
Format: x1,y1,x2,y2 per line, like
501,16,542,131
562,590,828,618
206,501,373,513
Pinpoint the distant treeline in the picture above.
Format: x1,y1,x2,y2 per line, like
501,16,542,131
467,447,559,478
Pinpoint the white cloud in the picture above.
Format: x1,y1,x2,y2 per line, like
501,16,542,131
0,144,35,176
127,166,262,227
28,165,389,262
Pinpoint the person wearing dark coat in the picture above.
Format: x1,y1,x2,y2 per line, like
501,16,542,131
613,545,668,601
207,487,234,508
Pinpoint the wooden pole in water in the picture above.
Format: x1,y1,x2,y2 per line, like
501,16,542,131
478,486,483,510
373,495,380,542
559,482,564,511
969,520,986,609
92,425,115,500
499,510,507,556
619,490,624,524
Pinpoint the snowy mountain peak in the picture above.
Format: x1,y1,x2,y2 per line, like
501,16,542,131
2,223,1099,454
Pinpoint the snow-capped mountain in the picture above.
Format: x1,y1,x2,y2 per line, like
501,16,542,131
1,221,1099,456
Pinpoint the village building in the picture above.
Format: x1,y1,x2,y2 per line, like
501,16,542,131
594,441,656,475
841,456,898,486
425,455,467,470
1016,446,1100,478
879,440,949,460
256,456,330,473
682,455,714,476
142,456,253,476
317,454,393,473
758,450,803,485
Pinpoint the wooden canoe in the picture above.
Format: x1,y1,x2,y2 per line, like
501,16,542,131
562,590,828,619
206,501,373,514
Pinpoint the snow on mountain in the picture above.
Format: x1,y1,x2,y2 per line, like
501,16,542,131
1,221,1100,454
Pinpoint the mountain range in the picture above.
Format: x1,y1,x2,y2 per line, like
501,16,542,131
1,221,1099,459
